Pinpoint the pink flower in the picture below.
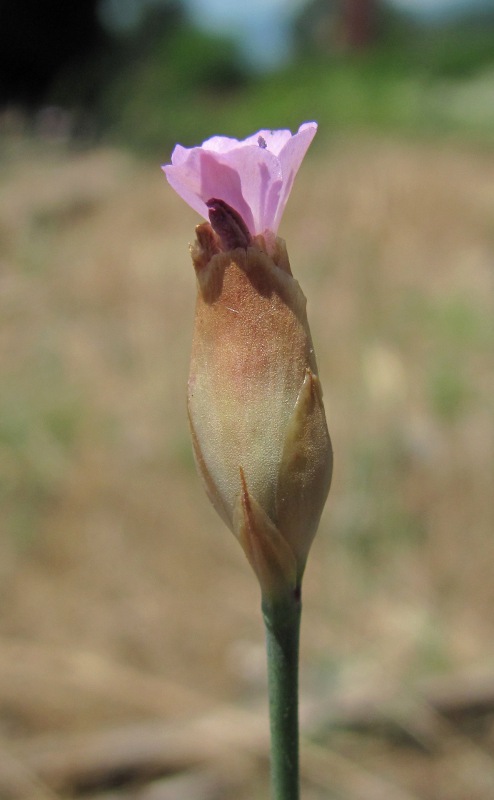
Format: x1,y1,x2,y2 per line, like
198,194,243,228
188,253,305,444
163,122,317,237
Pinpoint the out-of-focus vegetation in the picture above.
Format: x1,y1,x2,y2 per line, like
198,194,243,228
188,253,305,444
94,1,494,152
1,130,493,799
2,0,494,151
1,3,494,797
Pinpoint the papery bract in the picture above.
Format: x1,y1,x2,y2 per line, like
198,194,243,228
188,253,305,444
186,228,333,596
163,122,317,236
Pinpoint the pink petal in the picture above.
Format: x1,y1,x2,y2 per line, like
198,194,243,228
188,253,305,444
210,144,282,235
243,128,293,156
165,145,282,235
272,122,318,233
163,122,317,236
163,161,209,222
201,135,244,154
168,143,194,167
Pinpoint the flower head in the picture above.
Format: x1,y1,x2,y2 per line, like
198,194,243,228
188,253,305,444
163,121,331,599
163,122,317,237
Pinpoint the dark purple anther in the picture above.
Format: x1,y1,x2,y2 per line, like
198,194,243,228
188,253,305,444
206,198,252,251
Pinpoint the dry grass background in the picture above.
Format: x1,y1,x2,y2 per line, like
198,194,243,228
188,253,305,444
0,133,493,799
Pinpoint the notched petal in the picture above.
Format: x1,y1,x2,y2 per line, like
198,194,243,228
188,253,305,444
234,468,297,597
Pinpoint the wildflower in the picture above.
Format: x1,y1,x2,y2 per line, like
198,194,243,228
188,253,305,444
163,122,318,238
163,124,332,598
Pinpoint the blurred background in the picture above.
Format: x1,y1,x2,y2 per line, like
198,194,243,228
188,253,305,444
1,1,494,798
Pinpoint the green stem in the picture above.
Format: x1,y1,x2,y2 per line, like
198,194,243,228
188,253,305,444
262,586,302,800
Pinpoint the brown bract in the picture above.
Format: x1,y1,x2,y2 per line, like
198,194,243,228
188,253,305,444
188,223,332,596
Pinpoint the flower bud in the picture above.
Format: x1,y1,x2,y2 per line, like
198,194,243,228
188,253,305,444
187,224,332,597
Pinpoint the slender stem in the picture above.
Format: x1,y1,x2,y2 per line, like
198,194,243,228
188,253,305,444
262,587,302,800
